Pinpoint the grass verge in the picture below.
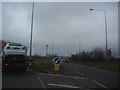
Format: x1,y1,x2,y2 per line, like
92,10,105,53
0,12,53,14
72,61,120,72
32,60,54,72
32,60,69,74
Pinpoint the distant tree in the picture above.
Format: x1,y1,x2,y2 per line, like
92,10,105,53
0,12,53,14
91,47,104,62
70,47,105,62
80,51,90,61
71,54,79,61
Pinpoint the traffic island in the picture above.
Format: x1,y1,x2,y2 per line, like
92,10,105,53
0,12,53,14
32,59,75,76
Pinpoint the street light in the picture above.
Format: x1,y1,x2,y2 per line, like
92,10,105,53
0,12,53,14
73,36,80,54
29,1,34,59
47,37,54,56
89,8,108,53
46,45,48,56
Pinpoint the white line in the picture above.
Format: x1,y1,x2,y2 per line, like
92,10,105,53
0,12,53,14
74,70,107,88
74,70,84,75
48,83,81,88
90,79,107,88
39,73,85,79
37,76,46,89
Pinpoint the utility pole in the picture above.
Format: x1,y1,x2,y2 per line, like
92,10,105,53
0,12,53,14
73,36,81,61
68,48,69,57
52,38,53,56
89,9,108,53
46,45,48,57
47,37,54,56
29,1,34,59
73,36,80,54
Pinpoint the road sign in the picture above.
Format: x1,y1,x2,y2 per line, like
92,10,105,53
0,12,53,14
53,57,61,71
54,64,60,71
106,49,112,56
53,57,61,65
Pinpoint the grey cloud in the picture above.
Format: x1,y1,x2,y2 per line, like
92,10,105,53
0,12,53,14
2,2,118,56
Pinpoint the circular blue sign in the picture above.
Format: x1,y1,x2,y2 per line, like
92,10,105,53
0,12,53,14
53,57,61,64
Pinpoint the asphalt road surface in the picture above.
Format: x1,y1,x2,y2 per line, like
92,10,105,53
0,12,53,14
62,63,119,89
2,62,119,89
2,69,108,89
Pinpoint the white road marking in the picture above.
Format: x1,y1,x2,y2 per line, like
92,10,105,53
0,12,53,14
48,83,81,88
39,73,85,79
90,79,108,88
74,70,107,88
37,76,46,89
74,70,84,75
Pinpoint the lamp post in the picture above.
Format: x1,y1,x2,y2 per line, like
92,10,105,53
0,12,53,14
73,36,80,54
46,45,48,56
47,37,54,56
29,1,34,59
68,48,69,57
89,9,108,53
52,38,53,56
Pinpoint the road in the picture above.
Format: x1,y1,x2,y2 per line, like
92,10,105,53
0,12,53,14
2,69,107,89
62,63,119,88
2,62,119,89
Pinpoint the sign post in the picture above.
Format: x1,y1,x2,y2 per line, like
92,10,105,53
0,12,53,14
53,57,61,71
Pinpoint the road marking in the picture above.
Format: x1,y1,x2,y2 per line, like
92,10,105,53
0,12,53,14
37,76,46,89
39,73,85,79
90,79,108,88
74,70,84,75
48,83,81,88
74,70,108,88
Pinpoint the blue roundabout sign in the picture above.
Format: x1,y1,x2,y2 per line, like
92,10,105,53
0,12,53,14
53,57,61,64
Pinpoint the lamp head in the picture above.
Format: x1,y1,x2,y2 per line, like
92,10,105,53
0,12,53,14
89,9,93,11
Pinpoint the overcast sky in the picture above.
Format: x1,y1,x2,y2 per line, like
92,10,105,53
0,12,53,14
2,2,118,56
